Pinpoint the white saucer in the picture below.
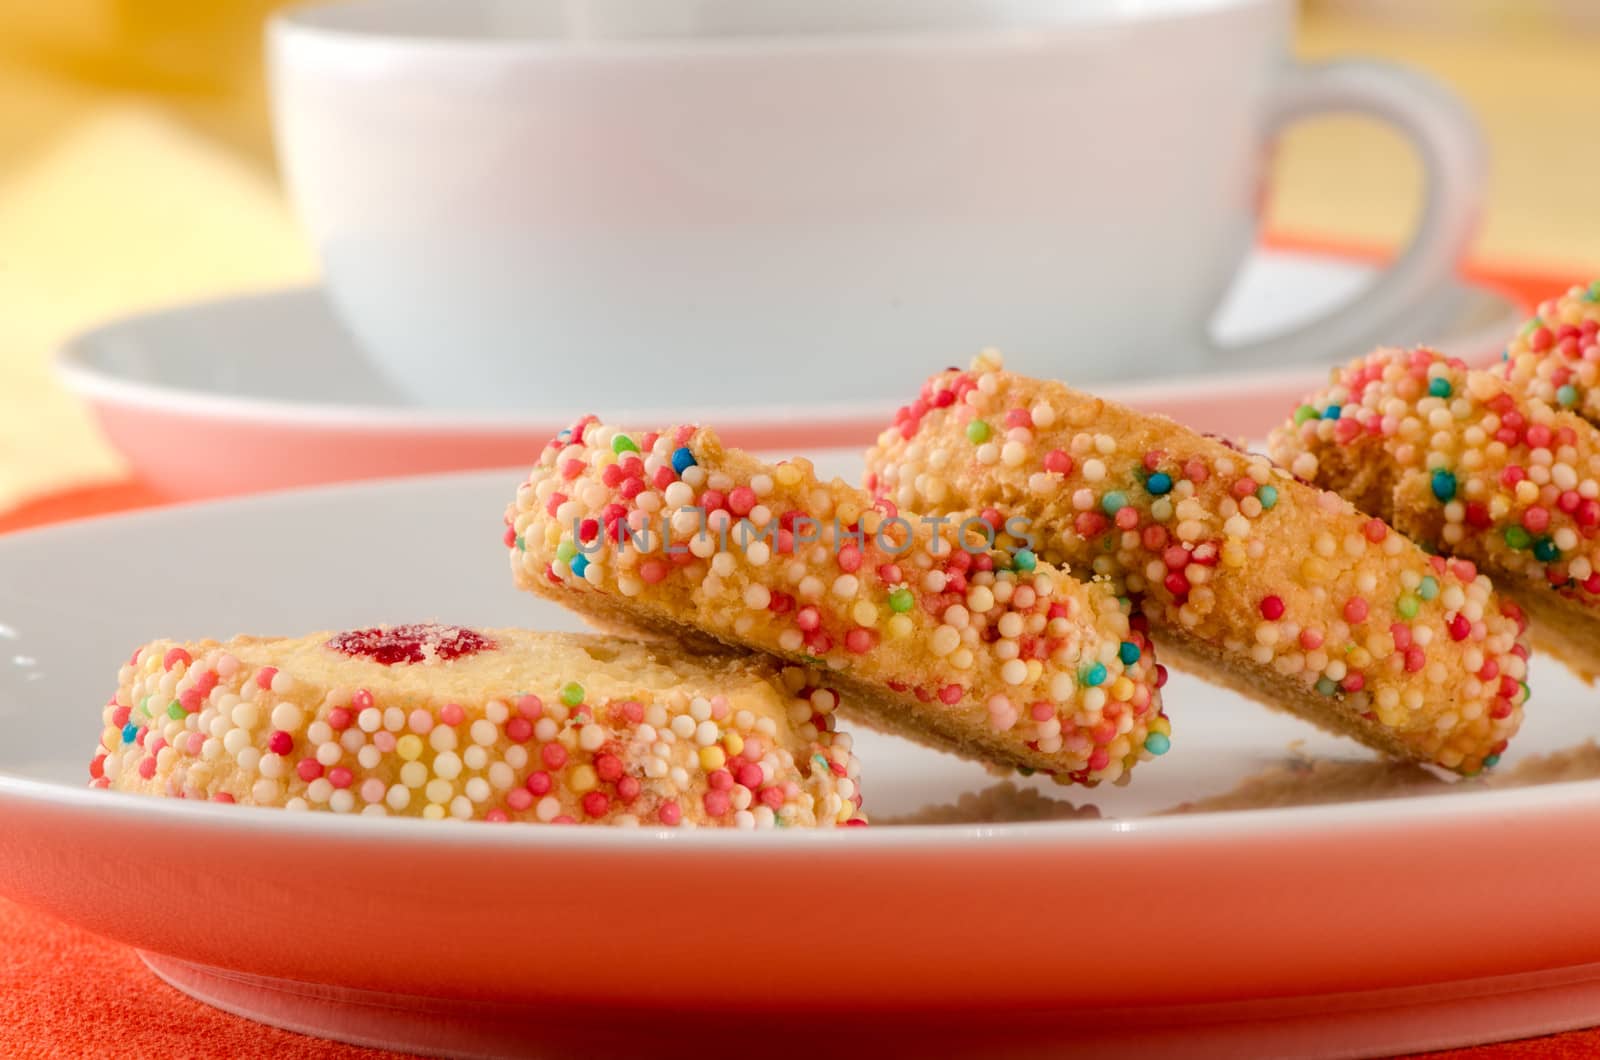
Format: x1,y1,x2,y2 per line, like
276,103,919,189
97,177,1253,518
54,248,1523,500
4,458,1600,1059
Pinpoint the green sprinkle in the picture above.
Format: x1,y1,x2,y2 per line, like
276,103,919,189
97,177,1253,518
166,700,185,720
1016,765,1036,777
612,434,639,454
1101,491,1127,516
1396,594,1420,619
1534,537,1560,562
1012,549,1037,572
514,535,525,552
1558,384,1580,407
1417,575,1439,601
888,588,914,613
1428,377,1452,399
1520,318,1542,338
139,696,153,717
1505,525,1533,550
559,682,584,707
1431,469,1456,502
1586,280,1600,302
1315,677,1338,696
966,420,991,444
1144,732,1171,756
1483,754,1501,769
1293,404,1320,425
1256,484,1278,510
555,540,577,562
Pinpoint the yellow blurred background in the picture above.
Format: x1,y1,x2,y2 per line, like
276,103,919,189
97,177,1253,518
2,0,1599,513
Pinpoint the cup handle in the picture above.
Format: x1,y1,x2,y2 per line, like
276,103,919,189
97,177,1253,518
1212,60,1486,366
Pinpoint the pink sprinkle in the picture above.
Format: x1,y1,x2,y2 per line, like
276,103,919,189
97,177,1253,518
328,767,354,789
1363,519,1387,543
138,757,157,780
728,486,758,515
837,545,862,573
708,769,734,791
1260,596,1285,621
526,771,553,795
582,792,610,818
595,753,624,782
1448,614,1472,641
373,731,396,753
268,731,294,755
759,786,785,810
255,666,278,690
1044,450,1073,475
163,648,192,672
658,801,682,826
541,744,567,769
351,689,374,711
736,763,764,789
1522,506,1551,534
192,670,219,697
617,775,641,802
296,758,323,782
214,792,235,804
111,705,132,727
1087,749,1110,772
440,703,466,726
1343,597,1369,624
506,717,533,743
640,559,670,584
506,788,534,811
1299,628,1324,651
328,707,352,731
1030,702,1054,722
185,733,204,755
844,628,877,654
795,606,821,632
516,694,544,719
360,778,386,803
1405,646,1427,672
408,708,434,734
703,790,730,817
216,654,240,678
938,684,963,705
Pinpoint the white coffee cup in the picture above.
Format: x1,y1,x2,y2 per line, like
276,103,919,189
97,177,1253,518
268,0,1484,412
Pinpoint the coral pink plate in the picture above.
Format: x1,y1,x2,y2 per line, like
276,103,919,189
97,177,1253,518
3,460,1600,1060
54,248,1520,501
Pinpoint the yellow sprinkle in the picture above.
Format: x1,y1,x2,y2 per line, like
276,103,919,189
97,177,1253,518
422,803,446,820
569,764,599,794
775,464,803,487
852,600,879,627
699,746,727,771
886,614,914,639
396,734,424,761
1300,556,1335,583
722,732,744,757
1110,677,1134,702
1220,541,1247,568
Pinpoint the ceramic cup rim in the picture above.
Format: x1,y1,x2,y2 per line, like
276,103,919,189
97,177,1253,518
270,0,1281,59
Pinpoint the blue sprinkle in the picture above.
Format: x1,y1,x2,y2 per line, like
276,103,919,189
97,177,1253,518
1428,378,1452,398
670,447,697,474
1431,469,1456,502
1119,641,1141,665
1324,405,1342,421
1533,537,1560,563
1418,575,1439,601
1012,549,1037,572
1144,732,1170,756
570,553,590,578
1256,484,1278,510
1101,491,1128,516
1483,753,1501,769
1315,677,1338,696
1084,662,1107,687
1145,472,1173,496
121,723,139,744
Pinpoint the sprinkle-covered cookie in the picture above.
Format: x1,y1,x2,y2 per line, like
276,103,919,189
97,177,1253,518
93,625,865,828
1495,281,1600,425
1270,345,1600,681
507,418,1170,785
866,352,1530,774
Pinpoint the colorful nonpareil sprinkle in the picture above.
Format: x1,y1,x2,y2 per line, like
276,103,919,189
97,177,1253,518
865,352,1529,774
93,628,865,828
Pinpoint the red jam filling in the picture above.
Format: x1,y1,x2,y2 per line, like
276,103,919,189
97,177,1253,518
326,624,494,665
